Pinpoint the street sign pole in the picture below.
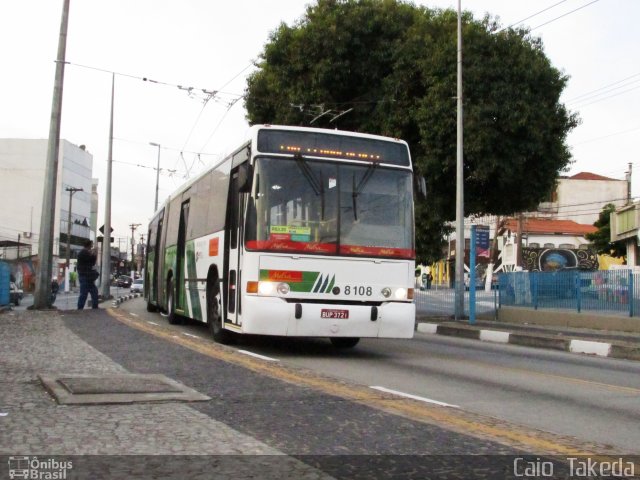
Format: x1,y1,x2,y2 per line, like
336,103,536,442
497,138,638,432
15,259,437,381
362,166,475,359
469,225,476,325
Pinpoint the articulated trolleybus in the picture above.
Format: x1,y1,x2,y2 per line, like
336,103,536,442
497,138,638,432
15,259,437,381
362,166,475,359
145,125,416,347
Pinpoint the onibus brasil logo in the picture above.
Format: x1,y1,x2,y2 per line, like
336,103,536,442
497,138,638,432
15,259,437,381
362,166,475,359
8,456,73,479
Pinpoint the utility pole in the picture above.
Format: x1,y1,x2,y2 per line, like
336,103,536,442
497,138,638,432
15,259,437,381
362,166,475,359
99,73,114,300
33,0,70,309
454,0,465,320
626,163,632,205
130,223,141,276
64,186,83,292
149,142,161,212
138,234,146,274
516,212,524,269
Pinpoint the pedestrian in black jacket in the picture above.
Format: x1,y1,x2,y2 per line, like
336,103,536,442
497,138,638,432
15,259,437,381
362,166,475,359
77,239,99,309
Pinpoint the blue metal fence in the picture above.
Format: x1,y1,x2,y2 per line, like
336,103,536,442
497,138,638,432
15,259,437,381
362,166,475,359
414,282,498,318
499,270,639,317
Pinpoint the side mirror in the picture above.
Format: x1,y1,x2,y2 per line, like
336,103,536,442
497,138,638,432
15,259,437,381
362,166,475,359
414,175,427,199
237,163,253,193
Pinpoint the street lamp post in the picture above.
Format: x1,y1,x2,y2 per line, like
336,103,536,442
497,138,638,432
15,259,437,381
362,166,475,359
65,186,83,292
149,142,161,212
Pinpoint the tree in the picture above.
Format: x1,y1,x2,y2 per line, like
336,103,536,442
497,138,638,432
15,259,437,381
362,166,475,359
245,0,579,262
585,204,626,258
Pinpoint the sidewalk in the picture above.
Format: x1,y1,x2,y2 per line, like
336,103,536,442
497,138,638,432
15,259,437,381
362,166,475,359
2,307,638,478
0,309,344,479
416,316,640,361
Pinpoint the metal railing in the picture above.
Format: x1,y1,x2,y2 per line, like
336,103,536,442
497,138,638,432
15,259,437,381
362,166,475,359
414,282,498,318
499,270,639,317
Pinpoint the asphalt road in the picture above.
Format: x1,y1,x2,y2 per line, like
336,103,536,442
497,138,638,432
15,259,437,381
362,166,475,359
121,297,640,454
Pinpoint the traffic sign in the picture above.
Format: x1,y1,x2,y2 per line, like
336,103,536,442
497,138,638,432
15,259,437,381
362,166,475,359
99,225,114,234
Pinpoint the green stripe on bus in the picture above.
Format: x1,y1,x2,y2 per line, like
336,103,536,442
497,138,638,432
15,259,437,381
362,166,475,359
186,241,202,321
258,270,321,293
325,275,335,293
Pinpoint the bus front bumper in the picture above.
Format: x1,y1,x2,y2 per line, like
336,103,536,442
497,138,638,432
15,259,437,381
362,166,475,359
238,296,415,338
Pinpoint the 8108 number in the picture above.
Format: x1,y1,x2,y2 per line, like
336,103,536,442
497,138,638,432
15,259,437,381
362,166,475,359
344,286,372,296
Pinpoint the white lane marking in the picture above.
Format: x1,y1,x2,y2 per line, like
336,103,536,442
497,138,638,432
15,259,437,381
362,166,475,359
130,313,139,317
416,323,438,334
147,321,159,326
237,350,279,362
0,413,7,417
182,333,199,339
479,329,510,343
370,386,459,408
570,339,612,357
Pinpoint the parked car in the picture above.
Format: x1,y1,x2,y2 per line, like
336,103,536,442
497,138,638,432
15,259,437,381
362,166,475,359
116,275,132,288
130,278,144,293
10,282,23,306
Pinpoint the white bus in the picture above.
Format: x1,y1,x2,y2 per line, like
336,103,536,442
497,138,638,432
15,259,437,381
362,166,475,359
145,125,417,347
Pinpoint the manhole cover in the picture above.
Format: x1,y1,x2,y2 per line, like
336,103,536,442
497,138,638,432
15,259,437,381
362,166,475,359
39,374,210,405
58,376,183,394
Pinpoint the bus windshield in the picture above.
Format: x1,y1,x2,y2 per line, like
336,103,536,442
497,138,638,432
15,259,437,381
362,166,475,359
245,156,414,259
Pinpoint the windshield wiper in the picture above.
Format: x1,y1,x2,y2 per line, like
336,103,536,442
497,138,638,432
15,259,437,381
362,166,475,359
351,163,378,221
294,153,325,220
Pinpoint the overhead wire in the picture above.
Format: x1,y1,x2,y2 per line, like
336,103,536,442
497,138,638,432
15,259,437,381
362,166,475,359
494,0,568,33
529,0,601,31
565,73,640,103
175,62,254,177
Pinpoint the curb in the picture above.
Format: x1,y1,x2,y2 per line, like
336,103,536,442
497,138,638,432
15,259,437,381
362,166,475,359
112,292,143,308
416,323,640,361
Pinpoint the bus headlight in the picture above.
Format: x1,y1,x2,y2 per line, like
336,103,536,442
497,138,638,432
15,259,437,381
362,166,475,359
395,288,407,300
277,282,290,295
258,282,274,295
381,287,392,298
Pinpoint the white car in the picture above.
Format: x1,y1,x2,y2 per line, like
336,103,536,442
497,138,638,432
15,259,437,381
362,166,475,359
130,279,144,293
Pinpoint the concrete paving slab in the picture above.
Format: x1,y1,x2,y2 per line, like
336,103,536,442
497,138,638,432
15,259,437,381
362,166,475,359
39,374,210,405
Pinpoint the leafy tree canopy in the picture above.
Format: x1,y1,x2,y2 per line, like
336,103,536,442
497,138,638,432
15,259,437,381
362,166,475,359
245,0,579,263
585,203,626,258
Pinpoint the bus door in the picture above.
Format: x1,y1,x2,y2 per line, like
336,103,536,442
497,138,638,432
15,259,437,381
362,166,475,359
224,165,248,325
152,213,163,304
176,200,190,313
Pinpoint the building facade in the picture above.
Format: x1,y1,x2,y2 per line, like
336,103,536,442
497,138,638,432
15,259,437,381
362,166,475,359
0,139,96,264
537,172,628,225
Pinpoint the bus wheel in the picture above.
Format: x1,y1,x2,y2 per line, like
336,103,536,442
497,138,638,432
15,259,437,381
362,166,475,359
167,280,181,325
146,301,157,313
207,283,233,344
330,337,360,349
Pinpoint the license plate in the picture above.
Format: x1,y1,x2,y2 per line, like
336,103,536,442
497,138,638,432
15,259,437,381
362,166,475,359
321,309,349,319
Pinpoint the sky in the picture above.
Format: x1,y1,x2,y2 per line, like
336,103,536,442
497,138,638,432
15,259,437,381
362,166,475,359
1,0,638,245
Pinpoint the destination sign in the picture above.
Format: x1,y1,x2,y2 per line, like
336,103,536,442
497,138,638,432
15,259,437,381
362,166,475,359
257,129,411,166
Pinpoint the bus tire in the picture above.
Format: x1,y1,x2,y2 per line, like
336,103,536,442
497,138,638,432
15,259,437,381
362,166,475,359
146,301,157,313
167,279,181,325
207,281,233,344
330,337,360,349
